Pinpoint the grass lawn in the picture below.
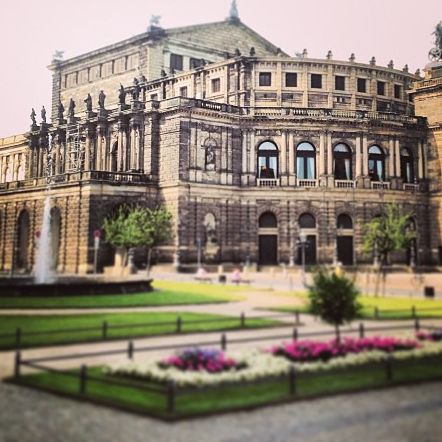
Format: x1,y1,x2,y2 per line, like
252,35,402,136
0,311,279,350
270,292,442,319
14,355,442,419
0,281,247,309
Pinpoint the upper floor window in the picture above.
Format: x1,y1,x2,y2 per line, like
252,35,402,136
377,81,386,96
211,78,221,93
285,73,297,87
368,145,385,181
190,57,203,69
259,72,272,87
335,75,346,91
357,78,367,93
296,142,316,179
257,141,278,179
170,53,183,71
179,86,188,97
299,213,316,229
311,74,322,89
259,211,278,228
400,148,414,183
333,143,352,180
394,84,402,99
337,214,353,229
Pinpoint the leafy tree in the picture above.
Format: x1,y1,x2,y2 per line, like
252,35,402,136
363,203,415,295
102,205,173,274
308,268,361,340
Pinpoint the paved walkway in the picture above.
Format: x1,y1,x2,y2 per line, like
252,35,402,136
1,380,441,442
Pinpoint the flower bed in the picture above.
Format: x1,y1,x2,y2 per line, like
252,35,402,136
104,336,442,388
417,329,442,342
271,336,419,363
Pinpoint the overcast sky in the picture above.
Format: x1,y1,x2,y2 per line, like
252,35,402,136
0,0,441,137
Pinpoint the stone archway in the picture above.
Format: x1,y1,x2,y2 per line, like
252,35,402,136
258,211,278,265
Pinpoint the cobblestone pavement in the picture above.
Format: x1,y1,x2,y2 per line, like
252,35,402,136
0,380,441,442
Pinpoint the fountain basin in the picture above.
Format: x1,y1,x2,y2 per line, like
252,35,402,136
0,278,152,297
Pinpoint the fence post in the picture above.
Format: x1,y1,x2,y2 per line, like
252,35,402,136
14,351,21,378
127,341,134,359
102,321,108,340
221,333,227,351
359,323,365,339
176,316,182,334
167,380,176,414
240,312,245,328
411,305,416,319
335,326,341,343
295,310,300,325
288,366,296,396
15,327,21,349
374,307,379,320
385,355,393,382
79,365,88,394
293,328,298,341
414,317,420,332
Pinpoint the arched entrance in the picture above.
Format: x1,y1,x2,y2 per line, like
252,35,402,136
258,211,278,265
50,207,61,271
16,210,30,270
297,213,317,265
336,214,354,265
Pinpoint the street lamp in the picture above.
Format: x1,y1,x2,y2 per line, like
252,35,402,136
296,230,308,285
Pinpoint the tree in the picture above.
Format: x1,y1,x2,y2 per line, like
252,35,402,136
102,205,173,275
307,268,361,340
363,204,415,295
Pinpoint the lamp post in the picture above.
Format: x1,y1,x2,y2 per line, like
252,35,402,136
196,236,202,269
93,229,101,274
296,230,308,285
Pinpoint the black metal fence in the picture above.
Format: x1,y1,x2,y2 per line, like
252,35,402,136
13,320,441,416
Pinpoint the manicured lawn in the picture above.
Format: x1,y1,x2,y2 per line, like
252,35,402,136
0,312,279,350
15,355,442,419
271,292,442,319
0,281,246,309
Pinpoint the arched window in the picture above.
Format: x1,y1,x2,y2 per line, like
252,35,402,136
17,166,25,181
259,211,277,228
400,148,414,183
368,145,385,181
257,141,278,179
337,214,353,229
110,142,118,172
299,213,316,228
296,142,316,179
5,167,13,183
333,143,352,180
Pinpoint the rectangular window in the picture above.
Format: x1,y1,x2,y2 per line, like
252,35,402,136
190,57,202,69
179,86,188,97
285,72,297,87
150,94,158,101
211,78,221,93
259,72,272,87
357,78,367,93
335,75,345,91
311,74,322,89
394,84,401,99
170,53,183,71
377,81,385,96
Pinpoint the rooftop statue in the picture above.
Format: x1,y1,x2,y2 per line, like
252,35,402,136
429,21,442,61
41,106,46,123
98,90,106,109
84,93,92,112
149,15,161,27
68,98,75,117
57,102,64,120
30,108,36,125
229,0,239,20
119,84,126,105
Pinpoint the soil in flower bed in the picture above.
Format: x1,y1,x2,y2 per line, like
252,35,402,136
13,355,442,420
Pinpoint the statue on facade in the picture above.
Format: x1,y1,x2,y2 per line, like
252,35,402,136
41,106,47,123
132,78,140,100
249,47,256,56
429,21,442,61
118,84,126,105
57,102,64,120
98,90,106,109
229,0,239,21
68,98,75,118
30,108,36,125
84,93,93,112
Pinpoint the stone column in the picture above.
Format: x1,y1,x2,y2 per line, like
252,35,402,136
388,138,395,178
355,134,362,177
362,134,368,176
319,132,325,177
249,132,255,180
326,131,332,176
241,130,248,184
96,125,105,170
395,139,401,178
288,132,295,185
418,140,424,180
280,131,287,183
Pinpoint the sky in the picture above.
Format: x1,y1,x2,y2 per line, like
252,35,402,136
0,0,441,137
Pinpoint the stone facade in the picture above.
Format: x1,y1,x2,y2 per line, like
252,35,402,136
0,15,441,274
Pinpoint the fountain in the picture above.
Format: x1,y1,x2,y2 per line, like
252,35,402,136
34,196,54,284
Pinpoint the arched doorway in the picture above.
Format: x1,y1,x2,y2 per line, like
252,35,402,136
336,213,354,265
297,213,317,265
16,210,30,270
50,207,61,271
258,211,278,265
